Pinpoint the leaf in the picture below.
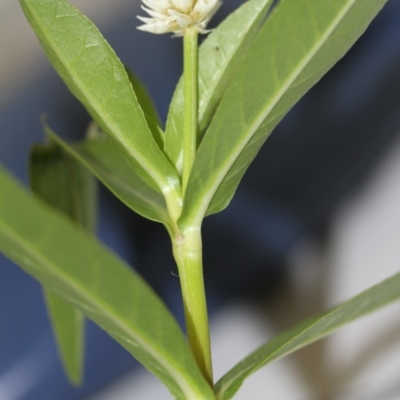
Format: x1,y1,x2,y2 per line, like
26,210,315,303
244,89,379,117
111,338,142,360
164,0,274,173
30,141,97,385
45,123,171,226
180,0,388,227
20,0,180,198
125,67,164,149
29,141,97,231
0,165,214,400
44,289,85,385
215,272,400,400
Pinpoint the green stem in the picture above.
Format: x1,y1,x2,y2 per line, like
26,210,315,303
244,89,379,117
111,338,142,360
182,29,198,193
172,226,213,386
175,27,212,387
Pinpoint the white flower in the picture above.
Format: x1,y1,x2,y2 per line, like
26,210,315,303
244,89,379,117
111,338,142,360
137,0,222,36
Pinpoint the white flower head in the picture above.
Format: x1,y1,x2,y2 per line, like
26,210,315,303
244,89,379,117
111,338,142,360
137,0,222,36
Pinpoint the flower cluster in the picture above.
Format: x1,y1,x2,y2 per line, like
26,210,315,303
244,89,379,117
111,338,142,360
137,0,222,36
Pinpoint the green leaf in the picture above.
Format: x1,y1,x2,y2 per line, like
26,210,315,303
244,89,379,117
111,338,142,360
125,68,164,149
29,141,97,231
164,0,274,173
30,141,97,385
215,272,400,400
0,165,214,400
45,123,171,226
44,289,85,386
180,0,388,227
20,0,180,198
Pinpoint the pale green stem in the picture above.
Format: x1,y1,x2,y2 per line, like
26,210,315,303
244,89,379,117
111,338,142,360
172,227,213,386
182,29,198,193
175,26,212,387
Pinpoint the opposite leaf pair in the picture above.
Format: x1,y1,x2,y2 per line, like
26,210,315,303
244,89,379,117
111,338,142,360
0,0,394,399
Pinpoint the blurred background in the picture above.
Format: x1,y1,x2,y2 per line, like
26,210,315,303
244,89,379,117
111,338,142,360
1,0,400,399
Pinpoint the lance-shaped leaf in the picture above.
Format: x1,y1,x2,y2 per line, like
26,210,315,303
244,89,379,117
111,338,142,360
20,0,180,198
0,166,214,400
180,0,388,227
164,0,274,173
30,141,97,385
215,272,400,400
45,124,171,226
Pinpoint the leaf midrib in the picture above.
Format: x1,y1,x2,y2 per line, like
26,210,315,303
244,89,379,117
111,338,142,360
97,163,169,218
185,0,357,228
75,147,170,222
46,127,170,224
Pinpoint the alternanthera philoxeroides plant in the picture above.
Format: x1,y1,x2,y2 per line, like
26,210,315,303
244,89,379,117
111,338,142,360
0,0,398,399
